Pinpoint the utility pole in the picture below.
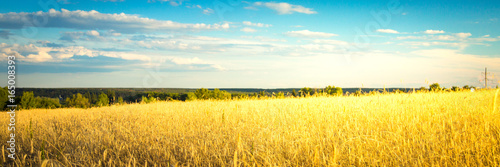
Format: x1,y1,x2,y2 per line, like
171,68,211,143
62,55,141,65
485,68,488,88
482,67,490,88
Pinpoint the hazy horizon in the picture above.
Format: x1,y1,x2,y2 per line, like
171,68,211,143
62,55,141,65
0,0,499,88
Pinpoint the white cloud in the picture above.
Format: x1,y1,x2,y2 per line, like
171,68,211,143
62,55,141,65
60,30,110,42
435,35,456,41
148,0,184,6
210,64,226,71
0,43,150,62
203,8,214,15
396,33,474,41
105,30,122,36
240,27,257,33
185,4,214,15
86,30,100,37
410,49,500,69
169,57,225,71
170,57,205,65
455,32,472,39
253,36,287,42
0,9,230,33
395,36,426,40
242,21,272,27
423,30,445,34
399,41,468,48
186,5,202,9
249,2,317,15
26,51,53,62
133,40,201,51
240,36,287,42
312,39,349,46
376,29,399,34
244,6,258,10
470,37,499,42
284,30,338,38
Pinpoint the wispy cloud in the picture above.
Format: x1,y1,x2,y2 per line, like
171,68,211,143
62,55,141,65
247,2,317,15
240,36,287,42
396,33,474,41
147,0,184,6
169,57,225,71
423,30,445,34
240,27,257,33
399,41,468,48
284,30,337,38
0,9,229,33
455,32,472,38
395,36,426,40
242,21,272,28
0,43,150,63
202,8,214,15
186,4,214,15
59,30,110,42
376,29,399,34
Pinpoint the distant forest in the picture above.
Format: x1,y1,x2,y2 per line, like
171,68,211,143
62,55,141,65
15,87,411,100
0,84,476,111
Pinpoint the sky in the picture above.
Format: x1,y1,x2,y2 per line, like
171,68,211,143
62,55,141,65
0,0,499,88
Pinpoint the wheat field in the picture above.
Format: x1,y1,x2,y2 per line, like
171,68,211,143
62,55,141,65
1,90,500,166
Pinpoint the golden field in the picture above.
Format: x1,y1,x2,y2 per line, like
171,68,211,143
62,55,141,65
1,90,500,166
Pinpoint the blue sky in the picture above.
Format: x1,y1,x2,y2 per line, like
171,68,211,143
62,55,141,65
0,0,499,88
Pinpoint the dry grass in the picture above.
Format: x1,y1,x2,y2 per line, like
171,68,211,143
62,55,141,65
1,90,500,166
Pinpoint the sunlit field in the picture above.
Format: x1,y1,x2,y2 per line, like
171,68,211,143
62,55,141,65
1,90,500,166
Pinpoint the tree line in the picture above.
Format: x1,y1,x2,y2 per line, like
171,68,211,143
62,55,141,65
0,83,487,110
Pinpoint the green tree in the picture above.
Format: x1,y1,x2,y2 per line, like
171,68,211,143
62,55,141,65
65,93,90,108
354,90,362,96
37,97,61,109
194,88,211,100
0,87,8,110
300,87,313,96
258,91,267,98
141,96,157,104
84,92,96,104
429,83,441,92
20,91,37,110
324,86,334,95
275,92,285,98
186,92,197,101
96,93,109,107
232,93,248,99
291,89,297,97
117,96,124,104
149,96,157,103
211,88,231,100
107,90,116,104
324,85,343,96
335,87,343,96
451,86,460,91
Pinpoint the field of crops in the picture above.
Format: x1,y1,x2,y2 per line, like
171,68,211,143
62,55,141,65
1,90,500,166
